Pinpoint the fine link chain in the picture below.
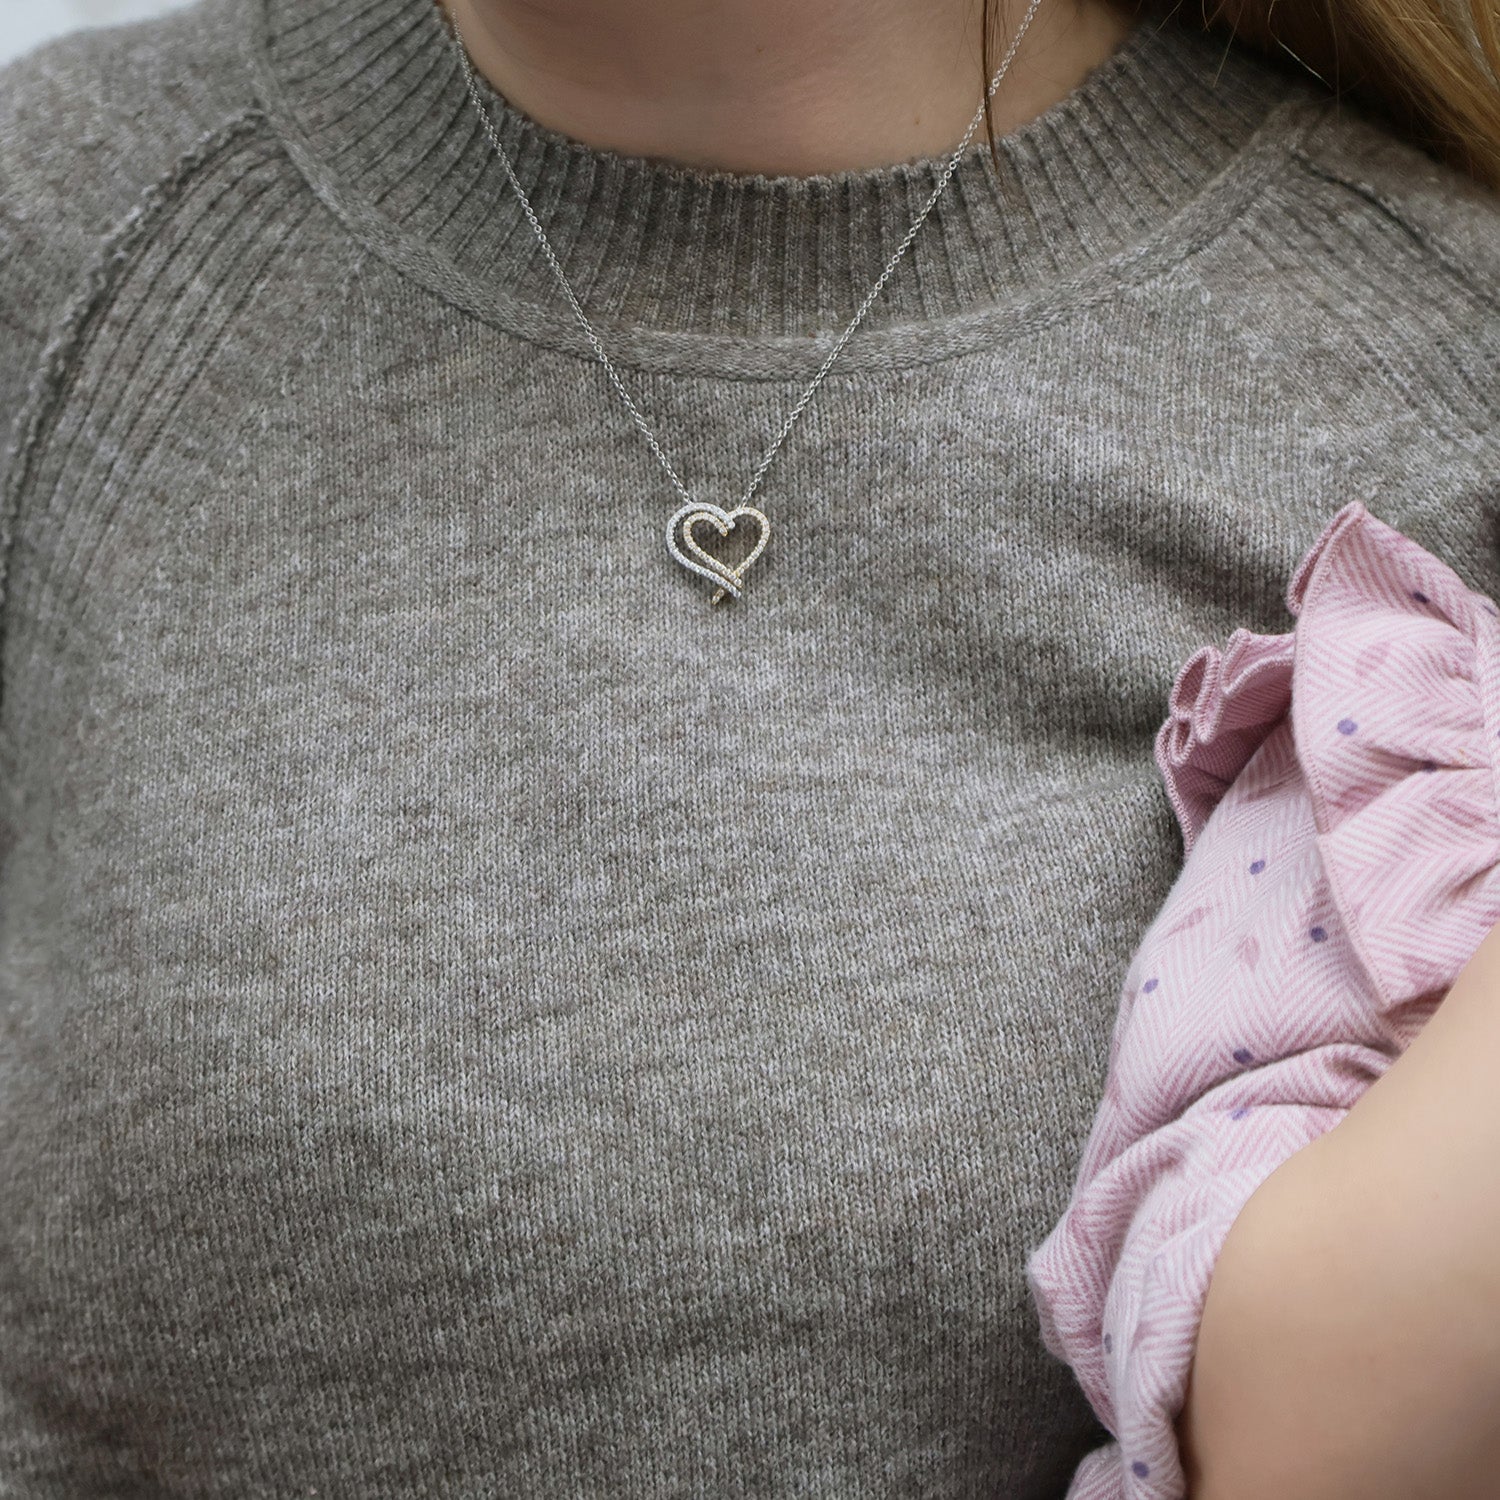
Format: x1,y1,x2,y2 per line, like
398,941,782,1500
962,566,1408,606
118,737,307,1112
443,0,1047,601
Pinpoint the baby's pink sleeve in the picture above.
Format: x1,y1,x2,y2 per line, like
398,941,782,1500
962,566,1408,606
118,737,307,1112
1026,502,1500,1500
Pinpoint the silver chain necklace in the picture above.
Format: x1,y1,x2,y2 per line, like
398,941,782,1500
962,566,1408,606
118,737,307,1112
442,0,1047,605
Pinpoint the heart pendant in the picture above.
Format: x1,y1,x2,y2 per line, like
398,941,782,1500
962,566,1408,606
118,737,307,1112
665,503,770,605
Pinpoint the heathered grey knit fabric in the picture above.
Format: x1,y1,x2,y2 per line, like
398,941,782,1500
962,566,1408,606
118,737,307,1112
0,0,1497,1493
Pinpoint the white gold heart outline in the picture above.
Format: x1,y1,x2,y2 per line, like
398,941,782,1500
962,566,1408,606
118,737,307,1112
665,504,770,603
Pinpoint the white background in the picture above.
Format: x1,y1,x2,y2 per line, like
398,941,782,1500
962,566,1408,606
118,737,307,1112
0,0,193,68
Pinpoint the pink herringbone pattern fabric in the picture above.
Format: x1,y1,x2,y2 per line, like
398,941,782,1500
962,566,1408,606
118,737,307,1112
1025,501,1500,1499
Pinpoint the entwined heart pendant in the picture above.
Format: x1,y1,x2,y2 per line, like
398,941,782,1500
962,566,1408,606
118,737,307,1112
665,503,770,606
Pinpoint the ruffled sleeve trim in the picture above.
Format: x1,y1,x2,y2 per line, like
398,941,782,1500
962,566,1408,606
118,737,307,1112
1152,499,1500,1008
1286,500,1500,1010
1153,629,1293,855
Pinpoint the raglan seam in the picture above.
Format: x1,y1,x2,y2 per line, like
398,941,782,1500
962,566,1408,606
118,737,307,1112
1286,141,1500,318
0,106,271,686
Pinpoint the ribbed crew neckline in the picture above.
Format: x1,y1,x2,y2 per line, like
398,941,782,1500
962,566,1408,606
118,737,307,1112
250,0,1320,367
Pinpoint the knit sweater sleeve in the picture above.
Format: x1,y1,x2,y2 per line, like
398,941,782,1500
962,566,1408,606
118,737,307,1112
0,0,254,498
1288,104,1500,305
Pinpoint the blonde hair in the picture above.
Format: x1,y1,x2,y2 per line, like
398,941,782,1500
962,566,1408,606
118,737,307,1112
981,0,1500,189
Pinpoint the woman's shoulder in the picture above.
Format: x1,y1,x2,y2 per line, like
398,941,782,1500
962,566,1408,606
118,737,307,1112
1179,72,1500,448
0,0,258,240
1286,93,1500,305
0,0,263,483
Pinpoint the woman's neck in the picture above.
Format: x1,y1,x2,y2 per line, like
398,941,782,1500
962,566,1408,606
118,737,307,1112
438,0,1142,177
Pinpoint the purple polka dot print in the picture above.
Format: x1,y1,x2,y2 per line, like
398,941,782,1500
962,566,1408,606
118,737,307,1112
1337,718,1357,736
1411,589,1430,604
1103,1332,1112,1352
1142,978,1159,994
1132,1461,1151,1478
1310,926,1328,943
1230,1106,1251,1120
1249,858,1265,874
1232,1048,1254,1065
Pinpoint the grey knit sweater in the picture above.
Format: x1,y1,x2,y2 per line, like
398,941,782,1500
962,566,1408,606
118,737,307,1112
1,0,1497,1494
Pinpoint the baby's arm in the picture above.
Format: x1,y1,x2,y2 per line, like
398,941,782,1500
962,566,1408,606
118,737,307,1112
1179,916,1500,1500
1031,502,1500,1499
